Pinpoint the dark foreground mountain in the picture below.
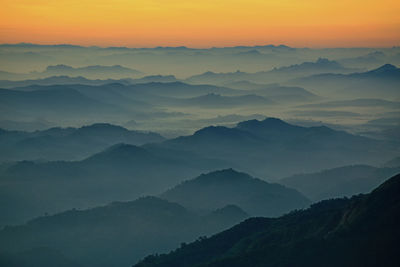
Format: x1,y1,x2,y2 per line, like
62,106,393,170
134,173,400,267
0,197,248,267
161,169,309,216
0,123,165,161
280,165,400,201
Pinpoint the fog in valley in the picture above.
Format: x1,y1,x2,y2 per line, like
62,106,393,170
0,43,399,267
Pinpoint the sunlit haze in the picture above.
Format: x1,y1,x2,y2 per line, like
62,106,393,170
1,0,399,47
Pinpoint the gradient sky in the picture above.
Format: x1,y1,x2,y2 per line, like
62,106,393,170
0,0,399,47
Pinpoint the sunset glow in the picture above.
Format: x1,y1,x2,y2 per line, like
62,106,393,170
1,0,399,47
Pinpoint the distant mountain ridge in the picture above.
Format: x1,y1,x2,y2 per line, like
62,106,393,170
292,64,400,99
175,93,274,107
0,142,226,226
0,75,178,88
0,64,142,80
161,169,310,217
149,117,395,178
280,164,400,201
43,64,142,77
0,123,165,161
186,58,355,84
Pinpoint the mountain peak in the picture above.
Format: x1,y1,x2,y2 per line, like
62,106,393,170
46,64,74,71
370,173,400,199
236,117,293,130
195,169,253,183
161,168,310,217
193,126,238,136
78,123,127,132
211,204,249,219
370,64,398,73
315,57,336,65
85,143,152,162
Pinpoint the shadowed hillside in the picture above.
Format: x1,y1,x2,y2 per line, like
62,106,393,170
0,196,248,267
134,173,400,267
161,169,309,216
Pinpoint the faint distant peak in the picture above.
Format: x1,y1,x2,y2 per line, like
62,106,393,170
369,64,398,73
46,64,74,71
125,196,185,210
270,58,344,73
193,125,235,136
231,44,292,49
45,64,141,73
190,168,253,183
308,57,342,67
200,93,222,98
78,123,126,131
211,204,249,218
203,71,216,75
237,117,292,129
315,57,333,64
102,143,145,152
367,51,385,56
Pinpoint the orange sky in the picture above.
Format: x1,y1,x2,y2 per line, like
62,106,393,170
0,0,399,47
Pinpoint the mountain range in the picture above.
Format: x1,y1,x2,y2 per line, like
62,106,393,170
0,196,248,267
148,117,397,178
1,117,397,226
0,144,216,226
0,123,165,161
42,64,142,79
0,168,313,267
224,82,318,102
0,86,129,122
0,64,142,80
186,58,355,85
134,173,400,267
291,64,400,99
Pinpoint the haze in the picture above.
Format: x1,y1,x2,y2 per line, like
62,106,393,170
1,0,399,47
0,1,399,267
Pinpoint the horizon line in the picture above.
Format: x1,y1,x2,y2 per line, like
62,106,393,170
1,42,399,50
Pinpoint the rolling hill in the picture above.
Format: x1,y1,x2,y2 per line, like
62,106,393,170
0,196,248,267
161,169,309,216
0,144,219,226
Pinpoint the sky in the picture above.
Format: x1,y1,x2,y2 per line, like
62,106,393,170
0,0,399,48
